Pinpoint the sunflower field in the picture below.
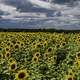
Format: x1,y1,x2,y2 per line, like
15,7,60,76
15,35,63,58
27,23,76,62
0,32,80,80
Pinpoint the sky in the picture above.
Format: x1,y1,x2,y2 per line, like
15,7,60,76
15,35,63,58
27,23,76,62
0,0,80,16
0,0,80,30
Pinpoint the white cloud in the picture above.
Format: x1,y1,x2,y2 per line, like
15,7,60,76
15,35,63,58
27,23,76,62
27,0,80,17
27,0,69,10
0,3,47,19
61,7,80,16
0,3,21,17
0,3,17,13
28,0,52,9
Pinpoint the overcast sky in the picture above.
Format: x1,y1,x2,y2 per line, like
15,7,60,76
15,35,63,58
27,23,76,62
0,0,79,17
0,0,80,29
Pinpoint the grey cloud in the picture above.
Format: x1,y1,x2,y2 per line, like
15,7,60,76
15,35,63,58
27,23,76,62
0,10,10,16
0,0,78,12
0,0,33,12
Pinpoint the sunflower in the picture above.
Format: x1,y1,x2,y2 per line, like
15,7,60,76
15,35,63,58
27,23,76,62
4,46,10,52
38,38,42,42
0,53,3,60
76,36,80,44
76,52,80,60
0,46,3,51
60,42,66,48
74,60,80,69
16,41,20,44
9,61,17,71
46,47,53,53
21,36,25,41
5,52,11,59
67,69,74,76
56,34,65,42
15,70,29,80
7,41,11,46
64,72,74,80
31,41,38,50
16,40,25,48
12,39,16,45
55,43,61,49
68,77,73,80
65,75,73,80
44,52,49,59
14,43,20,49
43,41,48,47
10,43,14,48
8,57,16,64
32,41,36,46
36,42,42,48
32,56,39,63
34,52,40,58
20,42,25,47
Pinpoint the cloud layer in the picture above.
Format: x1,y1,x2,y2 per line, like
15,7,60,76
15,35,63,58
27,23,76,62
0,0,80,16
0,0,80,30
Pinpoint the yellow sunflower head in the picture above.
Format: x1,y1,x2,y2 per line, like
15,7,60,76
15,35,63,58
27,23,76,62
55,43,61,49
32,56,39,63
15,70,29,80
64,68,75,80
34,52,40,58
31,41,37,50
8,57,16,64
67,69,74,76
0,53,3,60
9,61,17,71
4,46,10,52
16,40,25,48
74,60,80,69
7,41,11,46
76,52,80,60
16,41,20,44
36,42,42,48
67,77,73,80
64,74,73,80
5,52,11,59
0,46,3,52
10,43,14,48
14,43,20,49
46,47,53,53
60,42,66,48
20,42,24,47
43,41,48,47
44,52,49,59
